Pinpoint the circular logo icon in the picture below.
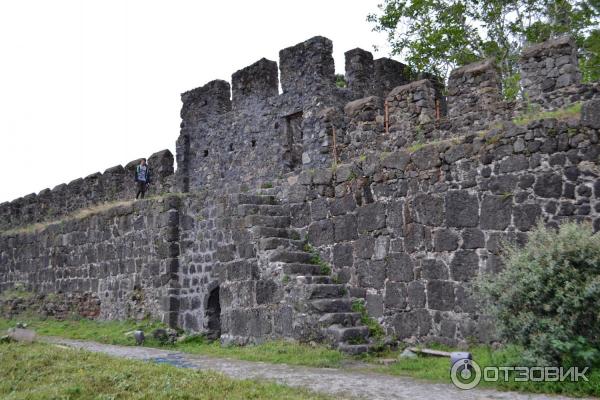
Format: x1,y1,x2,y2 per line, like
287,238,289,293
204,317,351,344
450,359,482,390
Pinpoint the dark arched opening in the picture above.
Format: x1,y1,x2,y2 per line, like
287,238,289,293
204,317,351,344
205,286,221,340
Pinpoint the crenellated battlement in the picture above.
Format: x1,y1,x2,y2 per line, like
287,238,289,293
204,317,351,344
3,35,598,233
279,36,336,95
172,34,600,196
447,59,502,118
386,79,437,130
345,48,374,98
231,58,278,109
520,35,582,108
0,150,174,231
180,79,232,123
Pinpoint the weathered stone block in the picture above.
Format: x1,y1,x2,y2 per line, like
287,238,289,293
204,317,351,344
407,281,426,308
412,194,444,226
329,195,356,216
426,280,455,311
308,219,334,246
356,259,386,289
534,173,563,198
357,203,386,232
480,195,512,230
582,99,600,129
513,203,542,231
333,243,353,267
433,229,459,251
310,198,328,221
462,228,485,249
421,259,449,280
333,214,358,241
450,250,480,281
446,191,479,228
365,292,383,318
381,151,410,170
386,253,414,282
385,281,407,309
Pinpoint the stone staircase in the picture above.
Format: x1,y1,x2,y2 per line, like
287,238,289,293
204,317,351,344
237,192,371,355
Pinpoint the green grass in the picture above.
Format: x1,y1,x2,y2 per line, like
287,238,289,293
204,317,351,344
2,316,597,397
0,317,344,368
512,102,582,126
0,342,331,400
176,336,344,367
406,142,425,153
363,343,600,398
0,288,33,302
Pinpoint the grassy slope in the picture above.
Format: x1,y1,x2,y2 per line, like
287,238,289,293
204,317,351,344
0,342,332,400
1,317,598,397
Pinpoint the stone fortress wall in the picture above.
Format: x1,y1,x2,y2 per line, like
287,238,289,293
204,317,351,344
0,150,175,231
1,34,599,351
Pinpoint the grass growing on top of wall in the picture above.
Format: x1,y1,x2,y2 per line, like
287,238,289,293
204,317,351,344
0,192,193,237
512,102,582,126
0,342,331,400
0,199,137,237
0,317,344,368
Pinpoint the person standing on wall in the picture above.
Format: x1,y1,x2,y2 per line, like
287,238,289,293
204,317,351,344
135,158,151,199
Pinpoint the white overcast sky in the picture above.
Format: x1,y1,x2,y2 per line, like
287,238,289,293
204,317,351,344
0,0,392,203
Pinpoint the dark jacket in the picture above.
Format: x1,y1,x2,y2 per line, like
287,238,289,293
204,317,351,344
134,164,151,184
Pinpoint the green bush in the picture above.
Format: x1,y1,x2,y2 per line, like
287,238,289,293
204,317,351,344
475,222,600,367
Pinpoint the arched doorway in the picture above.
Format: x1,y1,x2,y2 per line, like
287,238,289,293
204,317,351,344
205,286,221,340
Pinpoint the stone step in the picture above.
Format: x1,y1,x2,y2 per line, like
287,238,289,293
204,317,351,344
238,194,277,205
252,226,299,240
337,343,372,355
318,312,362,327
238,204,288,217
258,237,304,251
270,250,313,264
296,276,333,284
245,215,290,229
310,298,353,313
325,325,369,343
306,284,347,299
282,263,322,276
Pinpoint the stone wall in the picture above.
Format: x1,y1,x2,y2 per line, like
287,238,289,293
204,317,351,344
0,195,182,324
0,149,175,231
287,105,600,344
1,34,600,349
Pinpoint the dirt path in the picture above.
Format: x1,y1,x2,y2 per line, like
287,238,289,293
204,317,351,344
44,337,590,400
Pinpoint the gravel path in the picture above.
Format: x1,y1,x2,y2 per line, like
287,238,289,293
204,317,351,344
44,337,591,400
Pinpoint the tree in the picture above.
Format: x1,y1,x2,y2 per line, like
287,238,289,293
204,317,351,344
368,0,600,99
